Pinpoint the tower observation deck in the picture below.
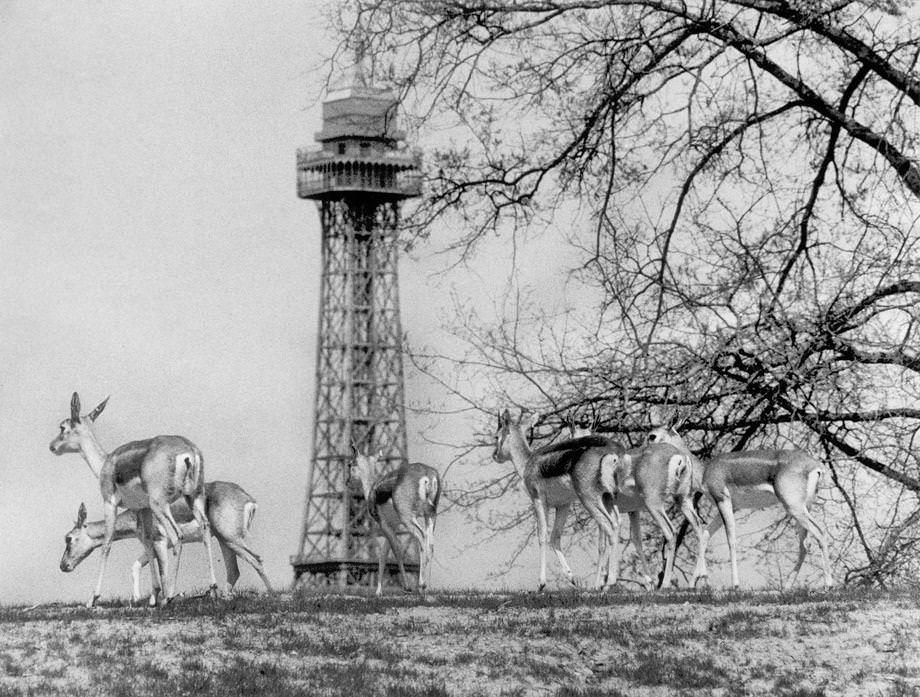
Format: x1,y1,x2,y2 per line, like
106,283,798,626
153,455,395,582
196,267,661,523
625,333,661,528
290,64,423,589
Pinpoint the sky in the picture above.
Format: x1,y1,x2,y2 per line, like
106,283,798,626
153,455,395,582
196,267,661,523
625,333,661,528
0,1,608,604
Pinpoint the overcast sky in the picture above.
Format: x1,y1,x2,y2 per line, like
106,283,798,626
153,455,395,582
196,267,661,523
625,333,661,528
0,1,615,604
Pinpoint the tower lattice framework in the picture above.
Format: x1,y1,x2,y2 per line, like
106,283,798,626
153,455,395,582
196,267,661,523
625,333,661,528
290,65,422,589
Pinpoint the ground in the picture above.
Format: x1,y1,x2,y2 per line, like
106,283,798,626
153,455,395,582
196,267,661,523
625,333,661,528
0,588,918,696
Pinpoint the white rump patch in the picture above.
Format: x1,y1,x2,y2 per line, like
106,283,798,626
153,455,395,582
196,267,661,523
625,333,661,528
666,454,688,495
176,452,199,492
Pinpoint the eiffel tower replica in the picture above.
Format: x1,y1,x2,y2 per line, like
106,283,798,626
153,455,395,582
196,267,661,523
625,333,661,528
290,57,422,589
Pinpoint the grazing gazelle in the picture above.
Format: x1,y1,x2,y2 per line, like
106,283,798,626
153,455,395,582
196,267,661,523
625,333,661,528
493,409,627,591
350,448,441,595
61,481,273,600
647,423,833,588
564,415,706,589
49,393,219,606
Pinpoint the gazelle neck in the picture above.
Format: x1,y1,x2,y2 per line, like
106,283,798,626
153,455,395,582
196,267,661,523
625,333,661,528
84,512,138,543
358,475,374,501
354,463,377,501
506,426,534,477
77,428,109,480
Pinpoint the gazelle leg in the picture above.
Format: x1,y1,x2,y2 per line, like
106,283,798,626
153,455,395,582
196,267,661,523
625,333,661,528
577,493,619,591
187,494,219,595
408,517,429,593
150,537,171,605
548,504,577,588
532,498,550,592
148,496,182,547
714,495,740,588
377,516,406,593
136,510,163,607
376,535,388,596
601,496,621,589
788,507,833,588
90,499,119,608
789,522,809,586
424,516,436,589
628,511,653,589
776,473,833,588
170,540,183,598
595,522,608,589
131,554,148,604
220,538,274,593
218,538,240,592
646,504,677,589
679,495,708,587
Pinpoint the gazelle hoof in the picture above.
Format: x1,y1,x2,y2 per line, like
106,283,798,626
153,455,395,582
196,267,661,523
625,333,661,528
693,575,709,589
537,583,546,593
208,584,219,598
86,595,100,609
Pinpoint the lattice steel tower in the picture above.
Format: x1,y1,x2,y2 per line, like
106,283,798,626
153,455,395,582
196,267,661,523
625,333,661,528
290,62,422,589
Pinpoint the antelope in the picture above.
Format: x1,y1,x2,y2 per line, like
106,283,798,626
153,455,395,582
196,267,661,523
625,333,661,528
493,409,627,591
647,423,833,588
349,448,440,595
60,481,273,600
564,415,706,588
49,393,219,606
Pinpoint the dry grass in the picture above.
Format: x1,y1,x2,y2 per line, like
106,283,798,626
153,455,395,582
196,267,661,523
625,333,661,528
0,587,918,696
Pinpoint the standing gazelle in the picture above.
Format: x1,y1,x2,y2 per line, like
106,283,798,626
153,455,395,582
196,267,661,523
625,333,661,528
350,448,440,595
49,393,219,606
493,409,626,591
60,481,273,600
564,415,707,588
647,423,833,588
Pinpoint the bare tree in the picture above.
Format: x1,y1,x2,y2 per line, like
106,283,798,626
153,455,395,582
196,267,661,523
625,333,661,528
332,0,920,585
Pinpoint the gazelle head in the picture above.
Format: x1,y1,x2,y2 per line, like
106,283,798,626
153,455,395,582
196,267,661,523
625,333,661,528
49,392,109,455
492,409,537,462
565,410,597,439
60,503,96,572
492,410,513,463
349,444,382,492
647,418,686,447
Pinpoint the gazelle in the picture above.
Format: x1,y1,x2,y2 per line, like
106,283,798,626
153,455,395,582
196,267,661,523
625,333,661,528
60,481,273,600
647,423,833,588
564,415,706,589
493,409,628,591
349,448,440,595
49,393,219,606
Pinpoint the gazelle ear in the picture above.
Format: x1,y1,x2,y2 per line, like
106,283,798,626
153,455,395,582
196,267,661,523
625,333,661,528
70,393,82,424
671,412,687,433
500,409,510,425
76,502,87,527
87,396,109,422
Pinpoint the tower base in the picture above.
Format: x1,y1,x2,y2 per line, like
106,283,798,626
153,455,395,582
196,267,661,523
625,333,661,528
290,557,420,591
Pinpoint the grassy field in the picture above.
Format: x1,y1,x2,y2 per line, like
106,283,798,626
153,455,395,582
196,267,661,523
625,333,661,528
0,587,918,696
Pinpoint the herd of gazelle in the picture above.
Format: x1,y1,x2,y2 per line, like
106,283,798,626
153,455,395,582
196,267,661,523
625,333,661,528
493,409,832,590
50,393,441,605
49,392,830,605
